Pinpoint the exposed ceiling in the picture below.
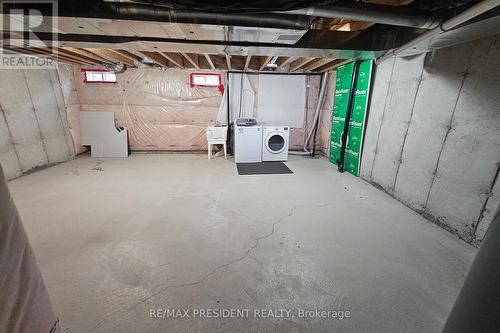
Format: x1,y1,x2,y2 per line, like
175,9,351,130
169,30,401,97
1,0,498,72
2,46,352,73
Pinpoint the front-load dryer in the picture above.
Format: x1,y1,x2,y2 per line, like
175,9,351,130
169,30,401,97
262,126,289,161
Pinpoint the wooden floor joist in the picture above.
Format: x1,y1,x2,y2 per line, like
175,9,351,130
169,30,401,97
181,53,199,69
204,54,215,70
56,48,111,65
3,47,85,66
259,56,273,71
134,51,169,68
244,56,251,71
85,48,135,66
1,45,355,73
303,58,336,72
161,52,184,69
290,57,316,72
318,59,352,72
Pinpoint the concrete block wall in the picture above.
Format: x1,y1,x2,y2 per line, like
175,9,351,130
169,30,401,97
361,35,500,245
0,69,75,180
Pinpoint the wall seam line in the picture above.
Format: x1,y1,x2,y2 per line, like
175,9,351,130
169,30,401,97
423,66,469,212
370,57,396,180
23,69,50,164
392,57,426,193
48,68,74,157
473,165,500,236
0,102,23,174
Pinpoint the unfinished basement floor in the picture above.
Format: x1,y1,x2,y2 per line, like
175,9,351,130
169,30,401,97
8,153,476,332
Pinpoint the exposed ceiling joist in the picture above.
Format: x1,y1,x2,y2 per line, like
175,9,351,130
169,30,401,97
318,59,352,72
36,48,96,66
181,52,199,69
161,52,184,68
259,56,273,71
290,57,315,72
135,50,169,67
57,48,112,65
244,56,251,71
111,49,141,63
303,58,336,72
276,56,296,71
204,54,215,70
85,48,135,66
4,47,85,66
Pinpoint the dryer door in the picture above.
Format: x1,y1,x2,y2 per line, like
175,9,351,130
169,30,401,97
266,133,286,154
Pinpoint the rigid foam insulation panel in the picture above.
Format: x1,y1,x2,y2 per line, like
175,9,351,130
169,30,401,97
360,35,500,244
0,68,75,180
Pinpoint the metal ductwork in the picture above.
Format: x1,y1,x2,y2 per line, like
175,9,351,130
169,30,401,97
103,0,341,13
105,3,314,30
277,3,442,29
4,0,442,30
2,1,314,30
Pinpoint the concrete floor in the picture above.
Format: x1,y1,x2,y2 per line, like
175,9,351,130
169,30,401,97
9,153,476,332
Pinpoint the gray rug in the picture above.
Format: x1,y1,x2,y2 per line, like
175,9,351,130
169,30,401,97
236,162,293,175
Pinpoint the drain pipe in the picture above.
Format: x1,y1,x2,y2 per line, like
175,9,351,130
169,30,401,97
289,72,329,156
377,0,500,63
277,4,441,29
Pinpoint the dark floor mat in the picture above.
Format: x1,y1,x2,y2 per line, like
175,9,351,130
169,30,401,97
236,162,293,175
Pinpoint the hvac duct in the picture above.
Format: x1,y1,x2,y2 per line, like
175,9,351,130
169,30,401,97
277,3,442,29
4,1,314,30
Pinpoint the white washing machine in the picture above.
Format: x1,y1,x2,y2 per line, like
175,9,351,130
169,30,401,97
262,125,289,161
234,119,262,163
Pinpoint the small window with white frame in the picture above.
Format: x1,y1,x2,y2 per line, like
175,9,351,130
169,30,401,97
83,69,117,83
190,73,221,88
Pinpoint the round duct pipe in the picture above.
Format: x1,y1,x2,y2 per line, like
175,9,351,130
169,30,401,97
31,1,314,30
276,4,442,29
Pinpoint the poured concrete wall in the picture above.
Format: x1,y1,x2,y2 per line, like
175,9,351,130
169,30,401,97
0,69,74,180
361,35,500,244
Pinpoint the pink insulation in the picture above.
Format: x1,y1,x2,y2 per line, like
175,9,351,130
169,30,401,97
59,65,331,153
316,73,336,156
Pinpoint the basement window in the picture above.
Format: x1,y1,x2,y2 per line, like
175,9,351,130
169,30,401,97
189,73,223,94
190,73,221,87
83,69,117,83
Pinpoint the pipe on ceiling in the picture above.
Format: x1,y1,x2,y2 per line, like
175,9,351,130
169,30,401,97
51,2,313,30
108,3,314,30
276,4,442,29
376,0,500,63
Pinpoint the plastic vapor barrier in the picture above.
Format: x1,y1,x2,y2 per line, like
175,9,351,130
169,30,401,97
0,165,60,332
61,66,224,151
59,65,330,152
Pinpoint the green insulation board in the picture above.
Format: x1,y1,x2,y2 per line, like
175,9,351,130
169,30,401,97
329,60,373,176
